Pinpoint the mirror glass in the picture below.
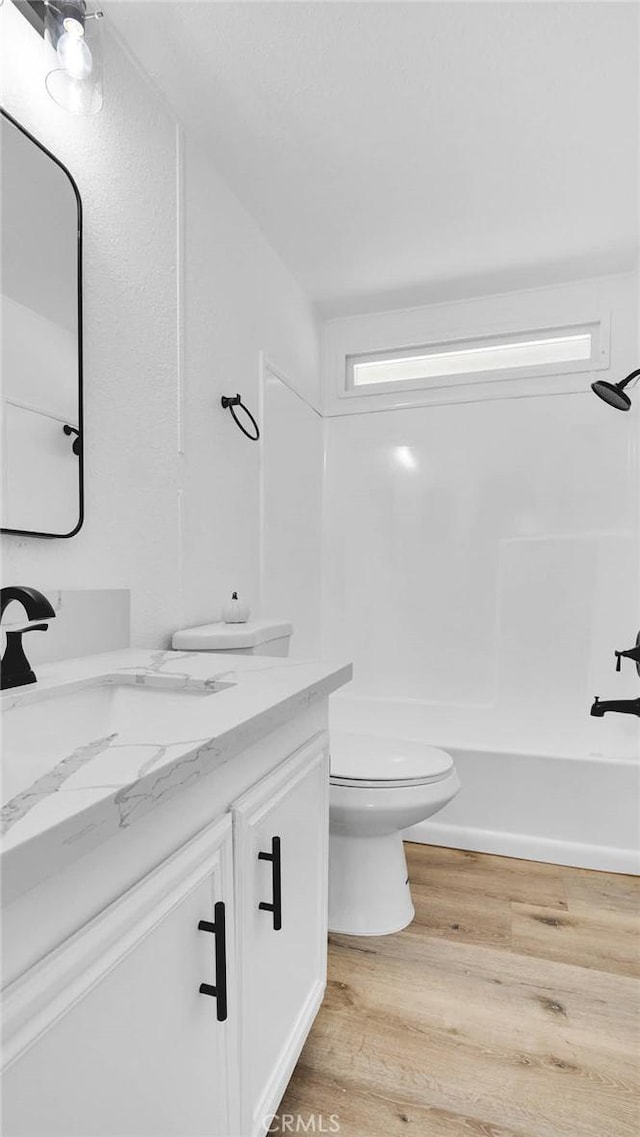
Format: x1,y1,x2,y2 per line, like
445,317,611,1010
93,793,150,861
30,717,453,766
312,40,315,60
1,111,83,537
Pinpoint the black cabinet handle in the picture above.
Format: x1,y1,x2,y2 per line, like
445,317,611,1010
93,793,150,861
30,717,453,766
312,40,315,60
198,901,227,1021
258,835,282,931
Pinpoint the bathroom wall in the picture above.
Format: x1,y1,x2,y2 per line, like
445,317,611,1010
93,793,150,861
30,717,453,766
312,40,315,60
322,274,640,761
0,1,320,647
261,360,323,657
2,589,131,667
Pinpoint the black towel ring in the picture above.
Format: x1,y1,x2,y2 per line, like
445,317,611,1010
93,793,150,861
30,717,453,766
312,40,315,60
221,394,260,441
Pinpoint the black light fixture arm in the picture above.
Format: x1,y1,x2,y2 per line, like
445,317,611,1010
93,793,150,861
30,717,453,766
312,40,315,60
221,394,260,441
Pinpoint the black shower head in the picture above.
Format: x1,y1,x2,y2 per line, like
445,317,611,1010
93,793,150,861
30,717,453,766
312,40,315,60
591,379,632,411
591,368,640,412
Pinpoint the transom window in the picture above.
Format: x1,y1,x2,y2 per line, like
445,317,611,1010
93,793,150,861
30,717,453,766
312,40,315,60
345,324,601,396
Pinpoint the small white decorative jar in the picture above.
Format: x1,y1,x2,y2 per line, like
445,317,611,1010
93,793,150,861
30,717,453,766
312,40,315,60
222,592,251,624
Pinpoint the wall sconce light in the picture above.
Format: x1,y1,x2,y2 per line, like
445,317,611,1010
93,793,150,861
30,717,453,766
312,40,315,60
44,1,104,115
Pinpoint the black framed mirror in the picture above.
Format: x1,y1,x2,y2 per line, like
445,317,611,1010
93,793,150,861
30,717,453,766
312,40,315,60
1,108,84,538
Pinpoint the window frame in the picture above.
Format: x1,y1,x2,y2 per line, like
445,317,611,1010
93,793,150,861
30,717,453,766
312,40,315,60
342,319,609,400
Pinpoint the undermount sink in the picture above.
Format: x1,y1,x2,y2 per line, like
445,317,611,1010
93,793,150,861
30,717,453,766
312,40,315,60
1,673,235,808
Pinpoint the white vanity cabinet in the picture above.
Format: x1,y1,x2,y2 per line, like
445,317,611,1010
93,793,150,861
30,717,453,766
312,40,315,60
2,814,237,1137
233,734,330,1136
1,729,331,1137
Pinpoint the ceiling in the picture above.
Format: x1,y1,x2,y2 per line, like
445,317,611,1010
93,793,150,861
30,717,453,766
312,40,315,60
109,1,639,316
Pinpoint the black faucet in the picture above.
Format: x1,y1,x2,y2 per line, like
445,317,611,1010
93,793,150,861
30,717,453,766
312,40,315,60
0,587,56,690
590,695,640,718
590,629,640,719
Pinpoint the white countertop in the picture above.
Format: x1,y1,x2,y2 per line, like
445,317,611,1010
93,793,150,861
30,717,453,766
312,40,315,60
0,649,352,894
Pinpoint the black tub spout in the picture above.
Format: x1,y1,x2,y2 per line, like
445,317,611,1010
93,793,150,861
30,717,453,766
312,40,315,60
590,695,640,718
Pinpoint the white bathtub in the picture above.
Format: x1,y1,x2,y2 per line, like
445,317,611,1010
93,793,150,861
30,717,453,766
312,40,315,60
330,696,640,874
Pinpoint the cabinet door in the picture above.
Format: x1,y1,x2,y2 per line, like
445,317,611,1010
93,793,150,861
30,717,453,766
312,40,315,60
2,816,237,1137
233,734,330,1136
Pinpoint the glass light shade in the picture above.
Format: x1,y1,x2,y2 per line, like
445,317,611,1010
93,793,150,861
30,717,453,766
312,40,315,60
57,29,93,80
44,1,103,115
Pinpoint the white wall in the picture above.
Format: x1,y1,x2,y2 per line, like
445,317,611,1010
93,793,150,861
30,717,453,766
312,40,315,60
0,1,320,646
322,276,640,760
178,138,320,638
260,360,323,657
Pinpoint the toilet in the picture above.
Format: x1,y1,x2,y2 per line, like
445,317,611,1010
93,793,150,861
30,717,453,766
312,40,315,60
172,618,293,657
329,731,460,936
171,619,460,937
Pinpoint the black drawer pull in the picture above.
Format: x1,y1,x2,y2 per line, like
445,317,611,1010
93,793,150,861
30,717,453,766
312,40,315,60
258,835,282,931
198,901,227,1021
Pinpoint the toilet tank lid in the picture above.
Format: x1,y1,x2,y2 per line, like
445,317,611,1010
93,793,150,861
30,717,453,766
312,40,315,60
172,619,293,651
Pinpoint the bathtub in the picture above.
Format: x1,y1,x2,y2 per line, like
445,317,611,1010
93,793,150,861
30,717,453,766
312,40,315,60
330,695,640,874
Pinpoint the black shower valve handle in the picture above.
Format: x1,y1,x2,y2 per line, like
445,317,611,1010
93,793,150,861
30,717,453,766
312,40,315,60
614,633,640,675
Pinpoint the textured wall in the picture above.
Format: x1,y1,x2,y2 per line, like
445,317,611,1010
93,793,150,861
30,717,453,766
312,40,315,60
0,2,320,646
179,139,321,635
261,362,323,657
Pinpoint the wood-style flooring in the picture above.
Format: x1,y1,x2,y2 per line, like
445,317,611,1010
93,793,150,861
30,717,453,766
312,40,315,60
273,844,640,1137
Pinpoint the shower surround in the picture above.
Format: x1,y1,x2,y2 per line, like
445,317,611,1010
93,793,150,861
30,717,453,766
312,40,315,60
321,275,640,872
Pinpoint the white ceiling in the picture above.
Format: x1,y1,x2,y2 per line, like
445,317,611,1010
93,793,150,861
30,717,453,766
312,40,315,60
110,1,639,316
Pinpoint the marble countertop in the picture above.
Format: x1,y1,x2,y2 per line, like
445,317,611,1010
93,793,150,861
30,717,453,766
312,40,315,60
0,649,352,897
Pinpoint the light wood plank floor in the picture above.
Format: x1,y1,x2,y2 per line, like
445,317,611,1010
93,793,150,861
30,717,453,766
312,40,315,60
272,845,640,1137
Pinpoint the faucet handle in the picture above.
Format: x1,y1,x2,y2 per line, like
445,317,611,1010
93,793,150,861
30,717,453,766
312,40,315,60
2,620,51,635
614,632,640,674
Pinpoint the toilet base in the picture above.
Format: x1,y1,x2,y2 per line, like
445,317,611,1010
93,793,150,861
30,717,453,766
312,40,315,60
328,831,415,936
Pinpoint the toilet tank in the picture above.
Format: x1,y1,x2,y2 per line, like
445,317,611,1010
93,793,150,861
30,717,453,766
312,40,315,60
171,619,293,657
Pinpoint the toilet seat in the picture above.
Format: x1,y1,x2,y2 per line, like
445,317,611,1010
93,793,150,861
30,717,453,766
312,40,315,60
330,730,454,789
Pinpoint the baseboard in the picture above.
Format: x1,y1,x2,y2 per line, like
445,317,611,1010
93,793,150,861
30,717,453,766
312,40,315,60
403,819,640,875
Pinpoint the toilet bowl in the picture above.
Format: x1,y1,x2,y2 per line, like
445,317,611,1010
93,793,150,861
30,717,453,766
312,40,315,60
172,620,458,936
329,731,460,936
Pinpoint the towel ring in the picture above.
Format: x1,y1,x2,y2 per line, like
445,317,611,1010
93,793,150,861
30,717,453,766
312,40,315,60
221,394,260,441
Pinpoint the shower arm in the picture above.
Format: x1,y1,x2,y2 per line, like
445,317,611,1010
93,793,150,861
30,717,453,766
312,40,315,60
616,368,640,391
